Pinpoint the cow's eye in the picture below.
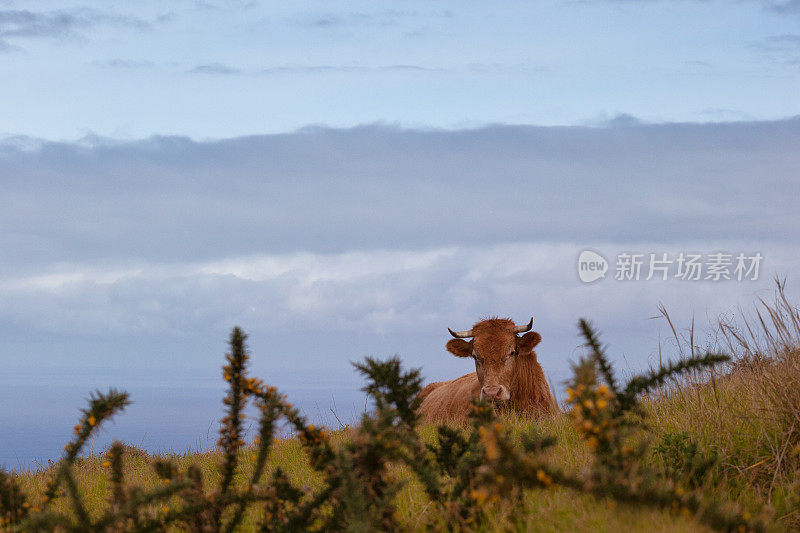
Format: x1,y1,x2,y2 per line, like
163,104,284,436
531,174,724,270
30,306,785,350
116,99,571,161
509,349,516,357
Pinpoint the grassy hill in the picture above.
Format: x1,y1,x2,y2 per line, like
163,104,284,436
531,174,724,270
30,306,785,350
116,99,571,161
13,417,715,532
3,282,799,531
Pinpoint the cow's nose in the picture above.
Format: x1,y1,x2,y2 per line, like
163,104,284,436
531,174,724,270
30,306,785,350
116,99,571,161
481,385,502,399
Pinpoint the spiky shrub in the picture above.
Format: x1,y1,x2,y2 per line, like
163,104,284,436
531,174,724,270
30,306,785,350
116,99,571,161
563,320,766,532
0,469,29,528
653,431,719,489
1,322,782,532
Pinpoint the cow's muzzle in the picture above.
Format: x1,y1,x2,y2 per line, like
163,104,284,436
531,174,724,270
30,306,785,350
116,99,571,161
480,385,510,403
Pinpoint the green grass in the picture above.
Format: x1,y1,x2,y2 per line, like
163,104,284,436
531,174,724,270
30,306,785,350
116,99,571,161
9,402,757,531
12,416,709,532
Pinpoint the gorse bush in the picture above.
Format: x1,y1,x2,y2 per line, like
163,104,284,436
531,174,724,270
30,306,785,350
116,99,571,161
0,322,781,532
653,432,718,489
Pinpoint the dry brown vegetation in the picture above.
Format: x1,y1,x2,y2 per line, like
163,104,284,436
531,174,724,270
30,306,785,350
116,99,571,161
647,279,800,529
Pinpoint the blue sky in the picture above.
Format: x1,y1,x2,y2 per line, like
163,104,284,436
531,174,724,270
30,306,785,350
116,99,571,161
1,0,800,465
1,0,799,139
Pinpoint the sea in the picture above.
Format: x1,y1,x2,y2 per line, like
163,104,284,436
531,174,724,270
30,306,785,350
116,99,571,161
1,370,367,472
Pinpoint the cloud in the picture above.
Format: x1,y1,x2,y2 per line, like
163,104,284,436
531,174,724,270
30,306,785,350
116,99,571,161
0,8,150,50
752,34,800,66
255,64,442,75
0,118,799,433
1,242,796,387
1,118,799,381
1,118,799,274
291,9,453,29
579,112,644,127
0,37,16,51
187,62,243,74
156,12,177,23
684,60,712,68
2,242,783,332
0,134,44,154
296,13,355,28
183,61,545,77
191,0,259,11
604,0,800,13
186,63,443,75
466,62,551,75
602,0,800,14
761,0,800,12
92,59,155,69
760,34,800,53
766,34,800,45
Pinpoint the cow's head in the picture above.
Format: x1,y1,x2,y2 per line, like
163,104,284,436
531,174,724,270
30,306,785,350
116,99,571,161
445,318,541,404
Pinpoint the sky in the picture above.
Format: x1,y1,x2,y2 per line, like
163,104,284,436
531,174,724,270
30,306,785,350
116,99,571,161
1,0,799,139
1,0,799,466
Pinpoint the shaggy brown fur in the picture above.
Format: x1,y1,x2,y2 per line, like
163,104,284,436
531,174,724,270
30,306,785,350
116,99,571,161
417,318,557,424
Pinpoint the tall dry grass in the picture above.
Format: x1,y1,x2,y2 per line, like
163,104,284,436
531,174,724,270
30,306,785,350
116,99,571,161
719,279,800,468
647,278,800,527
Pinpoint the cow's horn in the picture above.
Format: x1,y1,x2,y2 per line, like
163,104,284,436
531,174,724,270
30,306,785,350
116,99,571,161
448,327,474,339
513,318,534,333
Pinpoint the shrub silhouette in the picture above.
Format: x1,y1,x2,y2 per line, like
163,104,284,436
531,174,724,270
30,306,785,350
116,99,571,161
0,322,776,531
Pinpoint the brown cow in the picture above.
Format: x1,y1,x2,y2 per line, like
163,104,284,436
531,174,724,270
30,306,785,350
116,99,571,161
417,317,557,423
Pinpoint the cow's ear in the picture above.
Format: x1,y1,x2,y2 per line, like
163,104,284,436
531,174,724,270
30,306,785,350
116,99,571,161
518,331,542,353
446,339,472,358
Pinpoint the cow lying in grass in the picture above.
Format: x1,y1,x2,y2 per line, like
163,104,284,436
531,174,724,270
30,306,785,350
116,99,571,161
417,318,557,423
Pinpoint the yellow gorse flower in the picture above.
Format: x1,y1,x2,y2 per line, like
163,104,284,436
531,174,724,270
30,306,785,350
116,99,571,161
484,440,499,460
470,489,488,505
536,469,552,486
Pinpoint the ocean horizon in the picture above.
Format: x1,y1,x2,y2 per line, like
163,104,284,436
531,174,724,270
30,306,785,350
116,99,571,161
1,371,367,472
